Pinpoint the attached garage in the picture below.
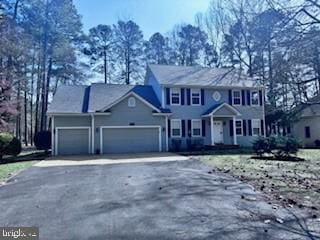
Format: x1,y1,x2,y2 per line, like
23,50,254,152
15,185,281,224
55,127,91,155
100,126,161,154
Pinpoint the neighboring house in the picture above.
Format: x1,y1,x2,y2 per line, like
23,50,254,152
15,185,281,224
292,95,320,147
47,64,265,155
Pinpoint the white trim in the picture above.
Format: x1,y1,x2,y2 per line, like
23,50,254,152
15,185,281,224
55,127,91,156
213,120,224,144
91,115,95,154
99,92,161,113
251,90,260,106
170,119,182,138
233,116,237,144
235,119,243,136
170,88,181,106
161,84,264,90
252,119,261,136
191,119,202,137
99,125,162,154
47,112,111,116
165,116,169,151
232,90,242,106
51,116,54,156
210,116,214,145
191,89,201,106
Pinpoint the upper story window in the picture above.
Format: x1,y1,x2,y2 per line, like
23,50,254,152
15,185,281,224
171,119,181,137
171,88,180,105
252,119,261,136
232,90,241,105
128,97,136,107
191,119,202,137
191,89,201,105
235,120,243,136
251,91,259,105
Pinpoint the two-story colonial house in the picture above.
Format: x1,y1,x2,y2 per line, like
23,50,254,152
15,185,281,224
48,64,265,155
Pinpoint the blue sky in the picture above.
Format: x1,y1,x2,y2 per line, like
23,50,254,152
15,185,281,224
74,0,211,38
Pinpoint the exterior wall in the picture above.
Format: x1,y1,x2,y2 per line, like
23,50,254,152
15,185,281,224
145,67,162,105
94,95,166,153
293,116,320,147
160,87,264,148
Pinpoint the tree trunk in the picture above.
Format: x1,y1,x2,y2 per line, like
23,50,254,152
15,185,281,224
40,1,49,131
24,64,28,146
103,47,107,84
30,50,36,145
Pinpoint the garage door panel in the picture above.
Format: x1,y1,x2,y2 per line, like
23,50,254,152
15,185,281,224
57,129,89,155
102,128,159,154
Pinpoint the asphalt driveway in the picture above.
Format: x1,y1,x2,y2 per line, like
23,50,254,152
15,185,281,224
0,157,319,240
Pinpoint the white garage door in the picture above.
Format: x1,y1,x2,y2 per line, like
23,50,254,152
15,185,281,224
101,126,161,154
56,128,90,155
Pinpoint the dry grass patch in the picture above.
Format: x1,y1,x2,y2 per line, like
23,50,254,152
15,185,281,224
198,149,320,212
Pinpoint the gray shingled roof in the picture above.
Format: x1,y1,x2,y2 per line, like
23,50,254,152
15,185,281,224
47,85,88,113
88,84,134,112
148,64,262,88
48,83,169,114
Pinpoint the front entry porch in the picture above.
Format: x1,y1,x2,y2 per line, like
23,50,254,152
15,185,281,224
202,103,242,146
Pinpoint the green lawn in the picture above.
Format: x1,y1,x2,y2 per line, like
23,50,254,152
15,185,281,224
197,149,320,211
0,161,36,182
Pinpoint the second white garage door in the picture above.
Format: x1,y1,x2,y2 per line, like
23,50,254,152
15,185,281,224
100,126,161,154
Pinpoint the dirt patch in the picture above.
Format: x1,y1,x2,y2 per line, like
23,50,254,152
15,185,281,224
199,149,320,215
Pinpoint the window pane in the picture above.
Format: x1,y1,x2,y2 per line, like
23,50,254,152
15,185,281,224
234,91,240,97
192,97,200,104
172,96,180,104
172,129,180,136
252,91,259,105
253,128,260,135
172,120,180,129
193,129,201,136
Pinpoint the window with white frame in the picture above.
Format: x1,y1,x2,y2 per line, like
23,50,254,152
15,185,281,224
171,119,181,137
252,119,261,136
191,89,201,105
235,120,242,136
128,97,136,107
191,119,202,137
251,91,259,105
171,88,180,105
233,90,241,105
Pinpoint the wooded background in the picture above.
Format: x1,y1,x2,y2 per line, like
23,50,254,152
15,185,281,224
0,0,320,145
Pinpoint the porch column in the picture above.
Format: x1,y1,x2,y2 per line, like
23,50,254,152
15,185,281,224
91,114,95,154
210,115,215,145
233,116,237,145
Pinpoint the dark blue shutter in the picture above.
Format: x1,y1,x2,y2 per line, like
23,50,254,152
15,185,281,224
248,120,252,136
168,119,171,138
228,90,232,105
186,89,191,105
166,88,170,105
230,120,234,136
247,90,251,106
259,90,263,106
277,122,281,134
201,89,205,105
261,120,265,136
181,88,185,105
243,119,247,136
187,120,191,137
287,126,291,134
182,120,186,137
241,90,246,105
202,119,206,137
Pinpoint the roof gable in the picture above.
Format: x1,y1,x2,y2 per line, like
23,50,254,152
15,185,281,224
202,103,241,116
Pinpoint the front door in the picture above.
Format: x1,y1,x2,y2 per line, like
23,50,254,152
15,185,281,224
213,121,224,144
